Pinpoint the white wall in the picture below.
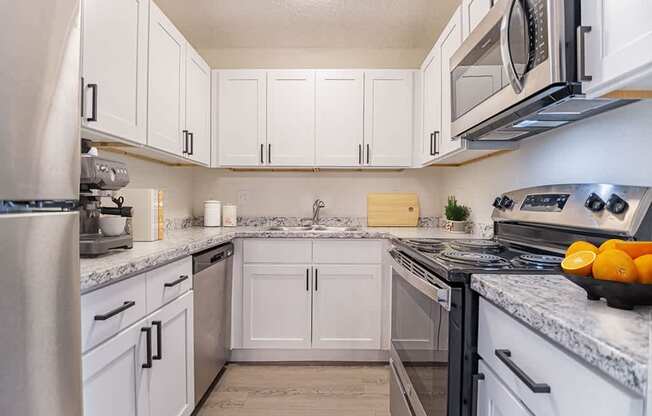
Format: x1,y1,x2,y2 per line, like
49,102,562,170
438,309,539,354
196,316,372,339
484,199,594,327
98,150,195,220
436,100,652,224
192,168,442,218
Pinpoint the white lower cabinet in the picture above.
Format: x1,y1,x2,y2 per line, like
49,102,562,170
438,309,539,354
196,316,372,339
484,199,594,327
242,264,312,349
312,264,382,349
477,360,533,416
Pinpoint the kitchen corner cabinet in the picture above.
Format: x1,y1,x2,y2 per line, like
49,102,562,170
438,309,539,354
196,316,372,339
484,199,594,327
80,0,149,144
215,70,267,166
311,264,382,349
242,264,312,349
185,47,211,165
581,0,652,97
147,2,186,156
315,70,365,167
267,70,317,166
461,0,493,39
364,70,414,167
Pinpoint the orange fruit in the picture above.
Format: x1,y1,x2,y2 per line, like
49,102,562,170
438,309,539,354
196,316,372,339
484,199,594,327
592,249,638,283
635,254,652,284
598,239,624,253
565,241,598,257
561,251,596,277
614,241,652,259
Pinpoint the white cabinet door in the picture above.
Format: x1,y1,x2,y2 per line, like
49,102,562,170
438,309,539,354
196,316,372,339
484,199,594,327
462,0,493,39
315,70,364,167
81,0,148,144
148,292,194,416
185,46,211,165
242,264,312,349
82,319,149,416
216,70,267,166
267,70,316,166
477,361,534,416
581,0,652,96
437,7,464,158
420,46,442,165
364,70,413,167
147,2,186,156
312,265,382,349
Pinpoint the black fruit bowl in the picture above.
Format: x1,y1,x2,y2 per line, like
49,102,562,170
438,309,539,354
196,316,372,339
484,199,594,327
563,274,652,310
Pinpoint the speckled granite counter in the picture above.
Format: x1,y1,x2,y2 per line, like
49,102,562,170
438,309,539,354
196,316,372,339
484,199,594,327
81,226,479,294
472,274,650,395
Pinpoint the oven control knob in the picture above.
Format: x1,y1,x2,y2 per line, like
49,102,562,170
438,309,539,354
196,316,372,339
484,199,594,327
492,197,503,209
606,194,629,215
585,193,605,212
500,196,514,210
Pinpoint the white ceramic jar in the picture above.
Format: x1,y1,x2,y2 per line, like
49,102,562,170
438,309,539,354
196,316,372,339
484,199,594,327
204,200,222,227
222,205,237,227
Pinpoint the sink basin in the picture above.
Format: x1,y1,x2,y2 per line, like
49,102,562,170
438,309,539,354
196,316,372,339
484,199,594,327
265,225,360,232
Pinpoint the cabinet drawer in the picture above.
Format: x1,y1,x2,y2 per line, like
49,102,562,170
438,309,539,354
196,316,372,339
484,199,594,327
146,256,193,313
243,239,312,263
313,240,382,264
478,298,643,416
81,275,147,353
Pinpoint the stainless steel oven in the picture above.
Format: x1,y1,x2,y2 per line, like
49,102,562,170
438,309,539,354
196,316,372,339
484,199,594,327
389,250,464,416
450,0,632,142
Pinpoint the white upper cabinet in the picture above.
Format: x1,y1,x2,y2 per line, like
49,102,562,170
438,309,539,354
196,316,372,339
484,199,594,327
147,2,186,156
419,45,442,165
436,7,464,159
215,70,267,167
581,0,652,96
315,71,365,167
462,0,493,39
267,70,316,166
364,70,414,167
81,0,149,144
185,46,211,165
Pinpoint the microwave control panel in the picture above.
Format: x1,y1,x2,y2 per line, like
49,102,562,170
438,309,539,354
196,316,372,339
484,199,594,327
525,0,549,69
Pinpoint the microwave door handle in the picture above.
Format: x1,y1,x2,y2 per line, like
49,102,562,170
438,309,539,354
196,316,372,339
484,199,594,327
500,0,527,94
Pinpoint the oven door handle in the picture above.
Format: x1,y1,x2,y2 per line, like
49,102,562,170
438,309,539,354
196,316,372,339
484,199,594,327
389,249,451,311
500,0,529,94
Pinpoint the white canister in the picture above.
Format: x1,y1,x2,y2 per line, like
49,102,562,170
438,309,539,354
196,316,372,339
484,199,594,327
204,200,222,227
222,205,237,227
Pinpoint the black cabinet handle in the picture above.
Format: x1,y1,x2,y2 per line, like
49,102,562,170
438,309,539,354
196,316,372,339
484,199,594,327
471,372,485,416
434,131,440,155
86,83,98,122
142,327,153,368
268,144,271,164
366,144,370,164
429,132,435,156
188,132,194,155
306,269,310,291
315,268,318,291
80,77,85,117
94,301,136,321
152,321,163,360
164,274,189,288
495,349,550,393
182,130,188,154
260,143,264,164
358,144,362,165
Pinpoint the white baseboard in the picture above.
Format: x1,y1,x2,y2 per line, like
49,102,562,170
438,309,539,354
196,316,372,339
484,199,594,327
229,348,389,363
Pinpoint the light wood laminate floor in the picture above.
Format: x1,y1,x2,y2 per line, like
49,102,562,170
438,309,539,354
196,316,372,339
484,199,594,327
196,364,390,416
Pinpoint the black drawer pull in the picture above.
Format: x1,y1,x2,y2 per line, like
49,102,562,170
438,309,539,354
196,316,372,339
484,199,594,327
152,320,163,360
142,327,153,369
87,83,98,122
94,301,136,321
495,349,550,393
164,274,189,288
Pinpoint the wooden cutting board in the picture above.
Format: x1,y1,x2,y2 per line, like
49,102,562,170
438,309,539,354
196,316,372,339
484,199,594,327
367,193,419,227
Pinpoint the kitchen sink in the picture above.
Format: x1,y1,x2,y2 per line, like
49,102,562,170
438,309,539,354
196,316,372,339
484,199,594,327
265,225,360,232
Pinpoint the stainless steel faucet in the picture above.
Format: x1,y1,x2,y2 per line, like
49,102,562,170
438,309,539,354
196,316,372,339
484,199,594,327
312,199,326,224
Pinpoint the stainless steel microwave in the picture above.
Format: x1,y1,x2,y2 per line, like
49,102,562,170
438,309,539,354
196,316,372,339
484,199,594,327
450,0,633,142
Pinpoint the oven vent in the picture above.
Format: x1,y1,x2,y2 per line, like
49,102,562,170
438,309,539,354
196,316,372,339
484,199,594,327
392,250,437,284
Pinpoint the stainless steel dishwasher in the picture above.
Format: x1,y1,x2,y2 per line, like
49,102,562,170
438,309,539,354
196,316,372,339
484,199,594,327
193,242,233,405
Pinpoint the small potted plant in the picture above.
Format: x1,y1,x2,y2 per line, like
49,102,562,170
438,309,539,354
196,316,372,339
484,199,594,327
444,196,470,233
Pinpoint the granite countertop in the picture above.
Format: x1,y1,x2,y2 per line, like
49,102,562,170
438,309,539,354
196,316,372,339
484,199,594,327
472,274,650,395
81,226,480,293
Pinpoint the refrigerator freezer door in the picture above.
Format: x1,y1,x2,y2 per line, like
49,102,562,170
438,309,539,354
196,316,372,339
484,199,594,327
0,212,82,416
0,0,81,201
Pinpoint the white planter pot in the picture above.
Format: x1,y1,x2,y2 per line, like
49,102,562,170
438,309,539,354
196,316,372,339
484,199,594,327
445,220,468,233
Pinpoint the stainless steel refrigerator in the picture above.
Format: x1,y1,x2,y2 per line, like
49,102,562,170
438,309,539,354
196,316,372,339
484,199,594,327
0,1,83,415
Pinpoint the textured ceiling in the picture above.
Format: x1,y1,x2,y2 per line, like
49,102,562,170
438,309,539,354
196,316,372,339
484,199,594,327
155,0,461,50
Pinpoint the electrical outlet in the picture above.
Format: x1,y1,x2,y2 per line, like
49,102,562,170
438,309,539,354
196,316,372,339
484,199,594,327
238,190,249,205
